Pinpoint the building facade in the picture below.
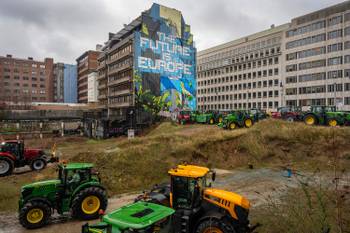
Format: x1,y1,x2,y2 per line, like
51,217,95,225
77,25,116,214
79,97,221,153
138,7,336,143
283,1,350,110
64,64,77,103
197,1,350,112
53,63,65,102
76,50,100,103
97,3,196,122
197,24,289,112
88,72,98,103
0,55,54,104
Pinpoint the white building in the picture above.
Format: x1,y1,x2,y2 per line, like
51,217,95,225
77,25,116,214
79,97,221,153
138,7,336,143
88,72,98,103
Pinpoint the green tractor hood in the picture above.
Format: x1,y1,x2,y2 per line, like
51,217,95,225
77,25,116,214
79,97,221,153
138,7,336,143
82,201,174,233
22,179,61,189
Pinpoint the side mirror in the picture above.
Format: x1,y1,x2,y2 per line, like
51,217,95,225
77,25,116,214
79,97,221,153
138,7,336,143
212,172,216,182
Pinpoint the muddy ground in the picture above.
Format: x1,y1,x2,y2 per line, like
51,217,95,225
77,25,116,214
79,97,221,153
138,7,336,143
1,167,348,233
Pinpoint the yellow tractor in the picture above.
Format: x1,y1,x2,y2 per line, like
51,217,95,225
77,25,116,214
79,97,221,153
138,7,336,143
137,164,252,233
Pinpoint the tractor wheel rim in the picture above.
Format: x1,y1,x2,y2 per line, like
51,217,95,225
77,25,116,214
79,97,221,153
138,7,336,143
27,208,44,224
82,195,100,214
33,160,44,170
329,120,337,127
203,227,224,233
218,117,223,123
245,119,252,127
230,123,236,129
210,119,214,124
0,160,10,174
305,116,314,125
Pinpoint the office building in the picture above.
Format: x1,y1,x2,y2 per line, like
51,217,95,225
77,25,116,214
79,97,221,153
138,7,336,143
0,54,54,103
283,1,350,110
76,49,101,103
97,3,196,121
64,64,77,103
197,24,289,111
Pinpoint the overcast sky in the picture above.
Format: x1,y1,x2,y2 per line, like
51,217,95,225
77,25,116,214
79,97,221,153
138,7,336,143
0,0,346,64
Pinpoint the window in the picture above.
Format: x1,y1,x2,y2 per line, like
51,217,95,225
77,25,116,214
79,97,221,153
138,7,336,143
345,12,350,22
328,43,343,53
345,69,350,78
345,97,350,105
286,33,325,49
328,57,342,66
345,83,350,91
328,70,343,79
298,46,325,58
328,15,342,26
286,20,325,37
328,30,342,40
286,64,297,72
345,27,350,36
345,41,350,50
286,53,297,61
299,59,326,70
286,88,297,95
299,73,326,82
286,76,297,84
345,55,350,64
299,85,326,94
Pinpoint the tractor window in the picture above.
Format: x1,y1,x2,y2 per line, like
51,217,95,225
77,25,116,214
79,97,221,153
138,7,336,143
172,176,196,209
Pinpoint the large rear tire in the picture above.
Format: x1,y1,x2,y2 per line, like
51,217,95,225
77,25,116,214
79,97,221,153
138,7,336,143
304,114,317,125
19,201,51,229
0,157,14,177
244,118,253,128
196,218,236,233
209,118,215,125
229,122,237,130
71,187,108,220
30,158,47,171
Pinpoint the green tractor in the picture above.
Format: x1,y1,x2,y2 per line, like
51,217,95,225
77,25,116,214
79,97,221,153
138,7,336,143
248,108,268,122
82,201,175,233
303,105,348,127
18,163,108,229
193,111,223,125
219,110,254,130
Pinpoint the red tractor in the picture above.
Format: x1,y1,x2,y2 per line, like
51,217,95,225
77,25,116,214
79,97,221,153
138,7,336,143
0,140,58,177
271,106,303,122
177,110,192,124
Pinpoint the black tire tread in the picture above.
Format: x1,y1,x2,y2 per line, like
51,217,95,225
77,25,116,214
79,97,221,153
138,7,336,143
71,186,108,220
0,157,14,177
19,200,51,229
30,158,47,171
196,217,236,233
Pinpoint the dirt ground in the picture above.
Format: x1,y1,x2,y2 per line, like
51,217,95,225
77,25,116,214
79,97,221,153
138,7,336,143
1,167,348,233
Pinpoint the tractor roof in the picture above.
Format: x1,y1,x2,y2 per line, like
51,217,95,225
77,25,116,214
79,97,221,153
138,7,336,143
168,165,210,178
59,162,94,170
102,201,174,230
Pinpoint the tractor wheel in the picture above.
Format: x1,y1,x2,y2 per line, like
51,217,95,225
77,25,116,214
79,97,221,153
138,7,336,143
327,119,338,127
304,114,317,126
218,117,223,123
71,187,108,220
228,122,237,130
19,201,51,229
209,118,215,125
0,157,14,177
286,117,294,122
30,158,47,171
196,218,236,233
244,119,253,128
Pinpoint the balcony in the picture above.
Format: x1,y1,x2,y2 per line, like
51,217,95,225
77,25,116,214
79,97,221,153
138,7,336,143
98,83,107,90
108,101,133,108
109,89,132,97
108,49,133,64
108,76,131,87
108,63,132,75
98,94,107,100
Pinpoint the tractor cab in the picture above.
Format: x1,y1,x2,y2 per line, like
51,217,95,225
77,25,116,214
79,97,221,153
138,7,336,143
0,140,25,160
311,105,336,113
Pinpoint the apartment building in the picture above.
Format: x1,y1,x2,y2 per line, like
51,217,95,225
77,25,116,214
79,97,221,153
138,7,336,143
0,54,54,103
283,1,350,110
197,24,289,112
76,49,101,103
88,72,98,103
97,3,196,122
53,63,65,102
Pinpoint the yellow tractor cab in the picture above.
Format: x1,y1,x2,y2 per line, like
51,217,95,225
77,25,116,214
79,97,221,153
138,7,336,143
162,164,251,233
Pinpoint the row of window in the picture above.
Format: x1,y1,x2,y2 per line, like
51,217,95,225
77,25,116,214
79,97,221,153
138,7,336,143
286,27,350,50
286,56,350,72
2,68,46,75
3,89,46,94
198,47,281,71
1,61,46,69
286,70,350,84
109,44,132,61
197,58,279,79
109,57,132,72
109,95,132,104
198,69,279,86
198,101,280,111
198,79,280,94
2,75,45,81
287,97,350,106
286,83,350,95
198,90,280,103
3,82,46,88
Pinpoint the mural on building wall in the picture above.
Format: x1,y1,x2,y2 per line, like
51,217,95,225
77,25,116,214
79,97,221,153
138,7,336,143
134,3,196,111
